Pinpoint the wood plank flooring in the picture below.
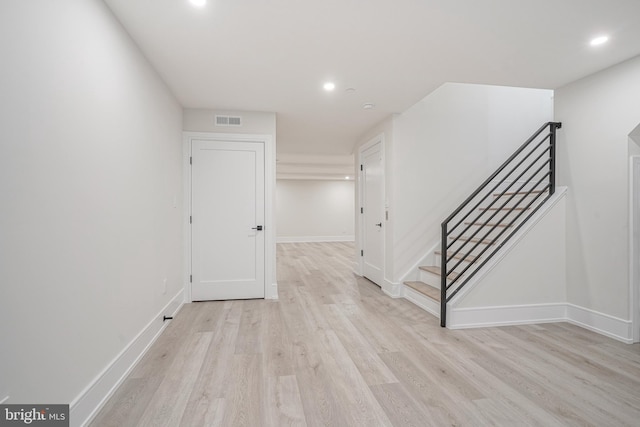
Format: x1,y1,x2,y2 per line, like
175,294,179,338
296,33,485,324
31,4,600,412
90,242,640,426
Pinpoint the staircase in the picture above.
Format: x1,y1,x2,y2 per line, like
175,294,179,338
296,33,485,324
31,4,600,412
402,122,563,327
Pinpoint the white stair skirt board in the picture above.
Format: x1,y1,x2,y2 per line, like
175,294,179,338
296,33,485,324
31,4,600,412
402,285,440,318
276,235,355,243
70,290,184,427
0,396,9,405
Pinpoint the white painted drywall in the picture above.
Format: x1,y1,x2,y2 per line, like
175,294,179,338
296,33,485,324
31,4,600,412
276,179,355,242
555,54,640,319
456,193,567,307
0,0,182,407
391,83,553,281
183,108,276,136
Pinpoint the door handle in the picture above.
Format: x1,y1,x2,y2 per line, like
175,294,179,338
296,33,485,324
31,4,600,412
375,223,382,228
252,225,263,231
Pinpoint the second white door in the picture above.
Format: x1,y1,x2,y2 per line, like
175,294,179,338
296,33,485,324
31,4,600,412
361,140,384,286
191,139,265,301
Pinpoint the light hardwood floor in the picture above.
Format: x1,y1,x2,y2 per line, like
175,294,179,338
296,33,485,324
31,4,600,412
90,242,640,426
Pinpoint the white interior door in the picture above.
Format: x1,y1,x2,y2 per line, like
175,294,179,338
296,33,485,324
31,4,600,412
191,139,265,301
361,141,384,286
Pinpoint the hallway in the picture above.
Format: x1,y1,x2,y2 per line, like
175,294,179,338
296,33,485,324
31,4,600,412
90,242,640,426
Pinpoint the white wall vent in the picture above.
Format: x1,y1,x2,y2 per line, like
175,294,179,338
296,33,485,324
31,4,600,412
215,115,242,127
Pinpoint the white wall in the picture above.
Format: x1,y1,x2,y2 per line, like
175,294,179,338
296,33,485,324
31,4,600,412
183,108,276,136
0,0,182,411
391,83,553,281
276,179,355,242
555,54,640,320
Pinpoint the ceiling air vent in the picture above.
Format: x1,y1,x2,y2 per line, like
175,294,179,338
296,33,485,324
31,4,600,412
215,115,242,127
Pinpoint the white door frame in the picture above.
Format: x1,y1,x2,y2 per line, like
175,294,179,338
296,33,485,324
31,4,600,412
629,155,640,343
183,132,277,303
357,134,386,288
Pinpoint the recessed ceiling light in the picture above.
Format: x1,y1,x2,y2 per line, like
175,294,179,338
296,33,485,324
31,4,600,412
323,82,336,91
362,103,375,110
345,88,356,94
345,176,350,180
590,35,609,46
189,0,206,8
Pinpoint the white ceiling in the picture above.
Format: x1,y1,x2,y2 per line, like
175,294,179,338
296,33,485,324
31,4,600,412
104,0,640,157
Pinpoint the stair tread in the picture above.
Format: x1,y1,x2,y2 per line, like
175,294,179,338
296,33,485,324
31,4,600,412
463,221,513,228
419,265,461,279
448,235,496,245
404,281,441,302
434,250,480,263
493,189,546,197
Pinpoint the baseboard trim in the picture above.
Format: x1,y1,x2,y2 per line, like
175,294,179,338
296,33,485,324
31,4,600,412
402,286,440,318
276,235,355,243
382,279,401,298
447,302,633,343
566,304,633,344
70,289,184,427
448,303,566,329
268,282,279,300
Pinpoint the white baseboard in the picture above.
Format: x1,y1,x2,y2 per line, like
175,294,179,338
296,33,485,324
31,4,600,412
402,286,440,318
446,302,633,343
268,282,279,300
382,279,401,298
448,303,566,329
566,304,633,343
70,289,184,427
276,235,355,243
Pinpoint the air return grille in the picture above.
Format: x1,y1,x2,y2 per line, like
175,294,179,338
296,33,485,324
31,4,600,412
215,115,242,126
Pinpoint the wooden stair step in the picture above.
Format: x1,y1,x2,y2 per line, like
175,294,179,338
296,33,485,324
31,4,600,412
419,265,461,280
448,235,496,245
493,189,546,197
463,221,512,228
434,250,480,263
403,281,441,302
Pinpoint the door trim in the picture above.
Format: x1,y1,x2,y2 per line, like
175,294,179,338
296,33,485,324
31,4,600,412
182,132,277,303
357,133,385,285
630,155,640,343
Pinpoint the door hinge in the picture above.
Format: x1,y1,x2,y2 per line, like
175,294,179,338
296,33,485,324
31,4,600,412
360,164,363,171
190,215,192,224
190,274,192,283
361,250,364,256
190,156,192,165
360,207,363,214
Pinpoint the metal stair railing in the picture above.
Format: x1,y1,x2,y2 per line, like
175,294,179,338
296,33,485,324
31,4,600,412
440,122,562,327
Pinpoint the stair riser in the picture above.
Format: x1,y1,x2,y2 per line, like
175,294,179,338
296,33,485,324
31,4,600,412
419,269,441,287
